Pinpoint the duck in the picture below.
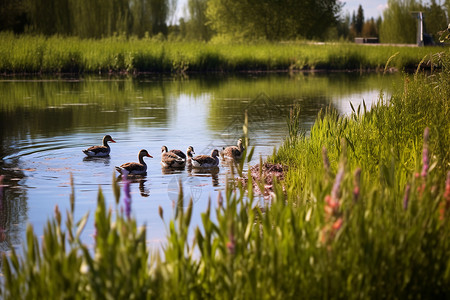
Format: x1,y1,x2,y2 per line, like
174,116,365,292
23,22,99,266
115,149,153,175
170,146,195,161
83,135,116,157
161,146,185,168
191,149,220,168
186,146,195,164
222,138,245,160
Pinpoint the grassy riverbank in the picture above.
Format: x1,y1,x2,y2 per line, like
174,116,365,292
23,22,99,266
0,33,447,74
1,48,450,298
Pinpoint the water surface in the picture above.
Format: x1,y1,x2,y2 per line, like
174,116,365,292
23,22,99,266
0,72,402,253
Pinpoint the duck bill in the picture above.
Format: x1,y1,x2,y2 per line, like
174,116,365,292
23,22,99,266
147,154,153,158
111,139,117,143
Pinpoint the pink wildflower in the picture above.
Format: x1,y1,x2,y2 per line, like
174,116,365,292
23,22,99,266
0,175,4,205
227,232,236,255
353,168,361,202
332,218,343,230
421,127,430,178
439,172,450,220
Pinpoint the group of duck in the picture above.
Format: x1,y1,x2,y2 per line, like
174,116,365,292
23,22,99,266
82,135,245,175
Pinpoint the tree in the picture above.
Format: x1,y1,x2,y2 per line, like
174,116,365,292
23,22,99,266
186,0,212,40
362,18,378,37
445,0,450,22
12,0,171,38
167,0,178,25
206,0,341,41
0,0,28,33
379,0,421,44
149,0,169,35
424,0,447,42
355,5,364,35
336,12,352,40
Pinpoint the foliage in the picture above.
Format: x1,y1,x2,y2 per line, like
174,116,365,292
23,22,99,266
0,34,446,74
21,0,175,38
0,0,27,33
1,49,450,299
423,0,448,42
1,174,158,298
274,48,450,205
361,18,379,38
379,0,422,44
185,0,212,41
354,5,364,35
206,0,342,41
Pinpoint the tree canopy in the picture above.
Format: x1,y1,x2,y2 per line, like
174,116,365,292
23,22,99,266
380,0,448,44
205,0,342,41
0,0,176,38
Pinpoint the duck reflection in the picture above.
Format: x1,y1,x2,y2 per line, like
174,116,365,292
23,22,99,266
188,166,220,186
116,175,150,197
82,156,111,166
161,166,185,175
0,173,27,252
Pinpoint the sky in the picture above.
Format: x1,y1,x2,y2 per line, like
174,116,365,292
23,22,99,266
340,0,389,20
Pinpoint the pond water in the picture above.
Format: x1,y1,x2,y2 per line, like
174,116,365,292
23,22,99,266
0,72,402,253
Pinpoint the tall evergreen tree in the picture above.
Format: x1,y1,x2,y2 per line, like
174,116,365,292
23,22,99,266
355,5,364,35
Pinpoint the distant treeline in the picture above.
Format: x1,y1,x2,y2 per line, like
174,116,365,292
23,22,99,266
0,0,449,43
0,0,341,40
0,0,176,38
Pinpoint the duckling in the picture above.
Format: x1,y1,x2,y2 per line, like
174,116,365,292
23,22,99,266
222,138,244,160
191,149,220,168
161,146,185,168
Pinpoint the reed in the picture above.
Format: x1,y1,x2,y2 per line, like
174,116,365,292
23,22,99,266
0,33,446,74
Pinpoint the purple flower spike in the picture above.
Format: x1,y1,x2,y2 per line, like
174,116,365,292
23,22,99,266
0,175,4,206
331,165,344,201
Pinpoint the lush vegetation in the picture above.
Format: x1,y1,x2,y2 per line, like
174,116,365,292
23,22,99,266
380,0,449,44
0,33,446,74
1,45,449,298
1,0,449,43
0,0,340,40
205,0,340,41
0,0,176,38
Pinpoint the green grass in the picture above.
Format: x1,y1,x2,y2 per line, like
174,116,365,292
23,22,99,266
0,32,447,74
1,45,450,299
